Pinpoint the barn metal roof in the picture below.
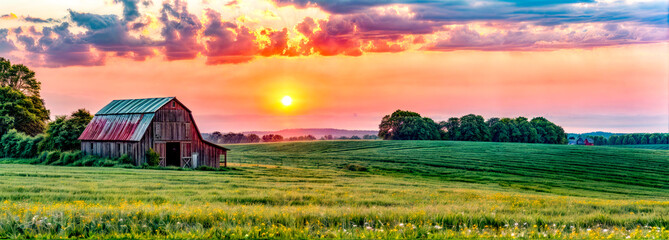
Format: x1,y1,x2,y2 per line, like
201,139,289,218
78,113,154,141
96,97,174,115
80,97,229,150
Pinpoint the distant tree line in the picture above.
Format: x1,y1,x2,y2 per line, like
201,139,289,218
581,133,669,145
379,110,567,144
319,135,378,140
207,132,261,144
207,132,380,144
286,135,317,141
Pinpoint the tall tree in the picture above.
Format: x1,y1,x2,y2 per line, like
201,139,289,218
0,87,50,136
458,114,490,141
0,58,41,96
490,120,510,142
379,110,441,140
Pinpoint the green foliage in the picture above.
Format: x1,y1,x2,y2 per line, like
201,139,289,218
60,151,82,165
146,148,160,166
39,109,92,152
0,87,49,136
598,133,669,146
117,154,133,165
0,58,41,96
438,114,566,144
73,155,99,166
458,114,490,141
0,129,43,158
378,110,441,140
45,151,61,165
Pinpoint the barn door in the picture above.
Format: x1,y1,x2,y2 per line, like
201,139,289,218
154,142,166,166
181,143,192,168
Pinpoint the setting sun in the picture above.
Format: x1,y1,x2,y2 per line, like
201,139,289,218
281,96,293,106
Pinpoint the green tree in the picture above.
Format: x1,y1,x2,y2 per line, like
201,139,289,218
530,117,566,144
490,120,510,142
640,135,648,144
0,58,41,97
39,109,92,151
458,114,490,141
438,117,461,140
379,110,441,140
607,135,617,145
0,86,50,136
648,134,659,144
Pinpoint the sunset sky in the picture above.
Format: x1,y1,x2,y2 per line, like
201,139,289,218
1,0,667,133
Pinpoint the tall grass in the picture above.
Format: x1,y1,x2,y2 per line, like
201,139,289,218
0,141,668,239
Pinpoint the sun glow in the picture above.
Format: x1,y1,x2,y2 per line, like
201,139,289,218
281,95,293,106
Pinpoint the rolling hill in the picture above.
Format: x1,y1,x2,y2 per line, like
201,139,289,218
224,140,669,198
1,140,668,238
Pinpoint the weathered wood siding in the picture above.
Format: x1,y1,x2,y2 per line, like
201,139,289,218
152,99,223,168
81,99,225,168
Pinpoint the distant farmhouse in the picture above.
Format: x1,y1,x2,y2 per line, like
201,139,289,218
568,137,594,146
78,97,228,168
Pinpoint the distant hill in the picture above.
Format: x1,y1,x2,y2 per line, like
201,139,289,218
567,131,624,139
239,128,378,138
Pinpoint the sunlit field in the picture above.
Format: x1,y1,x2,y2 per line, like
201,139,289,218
1,141,668,239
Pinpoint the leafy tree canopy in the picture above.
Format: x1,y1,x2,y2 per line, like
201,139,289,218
0,86,49,136
39,109,92,152
379,110,441,140
1,58,40,96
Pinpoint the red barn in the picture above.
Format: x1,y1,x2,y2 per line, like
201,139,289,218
78,97,228,168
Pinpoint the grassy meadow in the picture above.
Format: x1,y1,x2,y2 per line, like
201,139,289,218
0,141,668,239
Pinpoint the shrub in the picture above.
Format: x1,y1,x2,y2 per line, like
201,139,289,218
45,151,61,165
1,129,20,157
146,148,160,166
78,155,98,166
0,130,45,159
36,151,49,164
60,151,81,165
101,159,117,167
117,154,133,165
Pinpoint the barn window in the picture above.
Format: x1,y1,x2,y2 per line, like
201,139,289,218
89,143,93,150
172,102,176,108
117,143,121,153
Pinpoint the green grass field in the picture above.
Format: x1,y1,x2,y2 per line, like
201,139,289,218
608,144,669,151
1,141,668,239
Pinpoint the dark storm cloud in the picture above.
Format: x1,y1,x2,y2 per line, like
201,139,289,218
273,0,669,27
